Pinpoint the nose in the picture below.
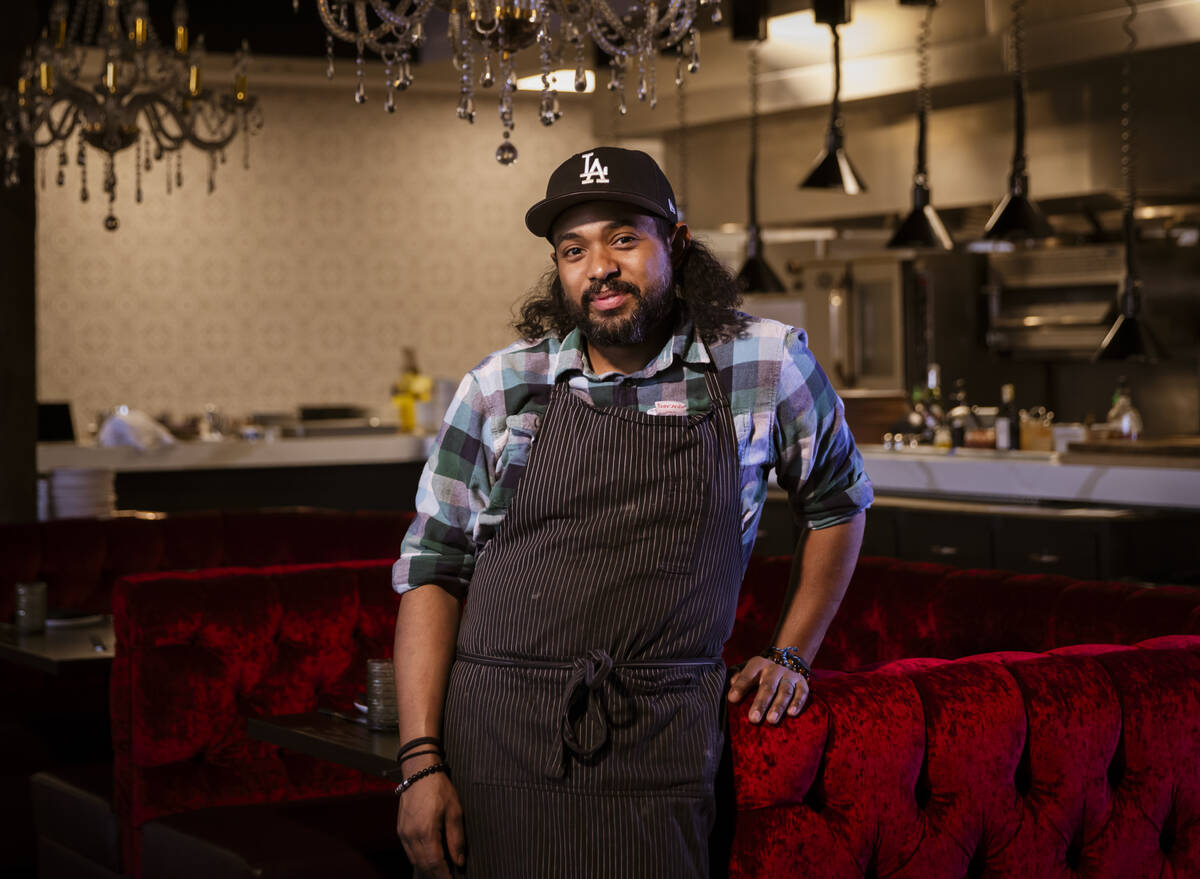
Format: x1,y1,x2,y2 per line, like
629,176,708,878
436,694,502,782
586,248,618,282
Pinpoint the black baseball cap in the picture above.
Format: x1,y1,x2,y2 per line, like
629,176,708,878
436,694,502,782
525,146,679,240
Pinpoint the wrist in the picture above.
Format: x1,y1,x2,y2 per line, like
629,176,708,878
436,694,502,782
760,645,812,681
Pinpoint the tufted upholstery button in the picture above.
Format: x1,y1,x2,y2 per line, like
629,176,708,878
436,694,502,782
1012,742,1033,797
1161,804,1177,855
913,762,931,810
966,845,986,878
1107,741,1126,789
1065,833,1083,869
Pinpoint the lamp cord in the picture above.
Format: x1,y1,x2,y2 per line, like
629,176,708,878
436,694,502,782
914,4,933,186
747,41,760,227
1120,0,1140,308
1009,0,1027,188
829,24,842,138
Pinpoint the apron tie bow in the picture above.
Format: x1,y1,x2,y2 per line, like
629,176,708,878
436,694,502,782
546,648,614,778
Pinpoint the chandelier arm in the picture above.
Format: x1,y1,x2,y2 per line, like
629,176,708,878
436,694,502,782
366,0,434,32
27,102,81,149
354,1,420,50
136,98,190,152
316,0,389,47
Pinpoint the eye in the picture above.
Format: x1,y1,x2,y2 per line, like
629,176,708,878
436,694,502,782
612,234,638,247
559,244,584,259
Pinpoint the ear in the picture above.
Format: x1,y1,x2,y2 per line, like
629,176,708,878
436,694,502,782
669,223,691,266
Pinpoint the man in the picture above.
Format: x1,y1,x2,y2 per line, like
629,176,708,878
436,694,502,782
391,146,872,878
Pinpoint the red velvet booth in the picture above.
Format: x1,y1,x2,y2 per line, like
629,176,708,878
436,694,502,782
7,508,414,878
91,554,1200,877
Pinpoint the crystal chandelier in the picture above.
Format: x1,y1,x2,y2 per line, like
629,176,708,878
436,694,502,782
0,0,262,231
307,0,722,165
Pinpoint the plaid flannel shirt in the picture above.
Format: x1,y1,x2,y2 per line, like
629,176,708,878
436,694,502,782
393,311,872,597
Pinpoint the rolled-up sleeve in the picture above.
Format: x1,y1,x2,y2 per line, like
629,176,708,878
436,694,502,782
773,328,873,530
392,372,493,598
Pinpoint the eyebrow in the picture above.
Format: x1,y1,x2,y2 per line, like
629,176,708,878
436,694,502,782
553,218,643,248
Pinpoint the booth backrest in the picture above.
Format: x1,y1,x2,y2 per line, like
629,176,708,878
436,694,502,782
726,555,1200,670
0,509,414,618
111,559,399,875
728,637,1200,878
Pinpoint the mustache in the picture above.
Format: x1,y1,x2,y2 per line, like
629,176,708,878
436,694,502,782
582,279,642,305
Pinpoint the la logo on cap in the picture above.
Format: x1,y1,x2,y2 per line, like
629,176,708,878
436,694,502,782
579,151,609,185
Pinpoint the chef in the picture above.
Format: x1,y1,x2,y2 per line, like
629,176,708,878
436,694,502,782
390,146,872,878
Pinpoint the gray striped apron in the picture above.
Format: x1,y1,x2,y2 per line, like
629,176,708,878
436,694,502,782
442,357,743,878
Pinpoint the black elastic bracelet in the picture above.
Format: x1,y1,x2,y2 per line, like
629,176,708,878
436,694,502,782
398,748,442,765
761,646,812,682
393,761,450,797
396,736,442,762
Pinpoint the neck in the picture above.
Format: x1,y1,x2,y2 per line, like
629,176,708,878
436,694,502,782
585,324,673,376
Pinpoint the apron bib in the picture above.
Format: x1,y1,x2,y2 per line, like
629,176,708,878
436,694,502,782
444,355,744,878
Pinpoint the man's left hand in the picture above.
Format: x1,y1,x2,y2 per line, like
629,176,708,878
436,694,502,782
727,657,809,724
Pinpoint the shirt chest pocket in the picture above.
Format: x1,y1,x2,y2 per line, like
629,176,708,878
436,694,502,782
493,412,541,495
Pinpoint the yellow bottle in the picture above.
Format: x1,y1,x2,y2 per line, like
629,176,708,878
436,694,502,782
390,348,433,434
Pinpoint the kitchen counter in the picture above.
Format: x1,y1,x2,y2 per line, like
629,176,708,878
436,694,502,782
37,433,433,473
861,445,1200,510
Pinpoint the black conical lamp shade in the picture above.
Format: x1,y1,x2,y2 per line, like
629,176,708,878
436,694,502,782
982,2,1052,242
889,4,952,250
800,23,866,194
737,227,786,293
738,42,786,293
1094,311,1168,362
801,131,867,194
888,186,953,249
983,183,1053,240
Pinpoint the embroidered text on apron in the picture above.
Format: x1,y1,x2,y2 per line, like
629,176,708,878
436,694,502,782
443,355,744,878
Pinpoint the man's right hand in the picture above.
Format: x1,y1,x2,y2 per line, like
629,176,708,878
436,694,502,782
396,769,466,878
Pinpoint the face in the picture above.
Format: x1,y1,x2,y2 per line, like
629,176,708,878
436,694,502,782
550,201,684,347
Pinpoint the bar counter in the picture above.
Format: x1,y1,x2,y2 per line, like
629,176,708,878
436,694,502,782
861,444,1200,511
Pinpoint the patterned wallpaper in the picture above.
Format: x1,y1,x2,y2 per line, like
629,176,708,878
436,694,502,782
36,83,609,430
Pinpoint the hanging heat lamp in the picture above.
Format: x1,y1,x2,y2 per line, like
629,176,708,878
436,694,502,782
800,0,867,194
888,1,952,250
982,0,1052,241
737,41,786,293
1094,0,1167,362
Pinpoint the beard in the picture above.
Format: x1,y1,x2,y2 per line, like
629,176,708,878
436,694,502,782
562,275,678,347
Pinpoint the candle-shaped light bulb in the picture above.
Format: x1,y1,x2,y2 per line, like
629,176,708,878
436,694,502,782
188,64,201,95
173,0,189,54
39,62,54,95
105,60,118,92
134,17,147,46
233,39,250,102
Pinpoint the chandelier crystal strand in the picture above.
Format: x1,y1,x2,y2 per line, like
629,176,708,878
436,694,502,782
312,0,705,162
450,9,477,123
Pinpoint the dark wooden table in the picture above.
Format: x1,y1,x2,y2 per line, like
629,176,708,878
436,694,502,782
0,616,114,674
246,712,402,778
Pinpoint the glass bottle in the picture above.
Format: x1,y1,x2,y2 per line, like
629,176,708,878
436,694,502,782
995,383,1019,451
1106,376,1142,440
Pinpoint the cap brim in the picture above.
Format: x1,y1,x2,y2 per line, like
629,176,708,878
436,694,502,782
525,190,676,239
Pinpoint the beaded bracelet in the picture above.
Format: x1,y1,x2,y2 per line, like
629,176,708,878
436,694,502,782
393,761,450,797
760,646,812,682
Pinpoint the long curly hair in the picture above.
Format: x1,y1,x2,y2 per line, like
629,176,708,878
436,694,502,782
512,223,750,344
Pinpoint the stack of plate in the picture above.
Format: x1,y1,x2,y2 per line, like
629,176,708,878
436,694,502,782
49,468,116,519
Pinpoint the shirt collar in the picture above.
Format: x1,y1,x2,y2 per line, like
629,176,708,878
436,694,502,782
551,305,712,383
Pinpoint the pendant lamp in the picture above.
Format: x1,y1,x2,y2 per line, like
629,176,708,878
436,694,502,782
983,0,1052,241
888,2,952,250
737,42,786,293
1094,0,1167,362
800,0,867,194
